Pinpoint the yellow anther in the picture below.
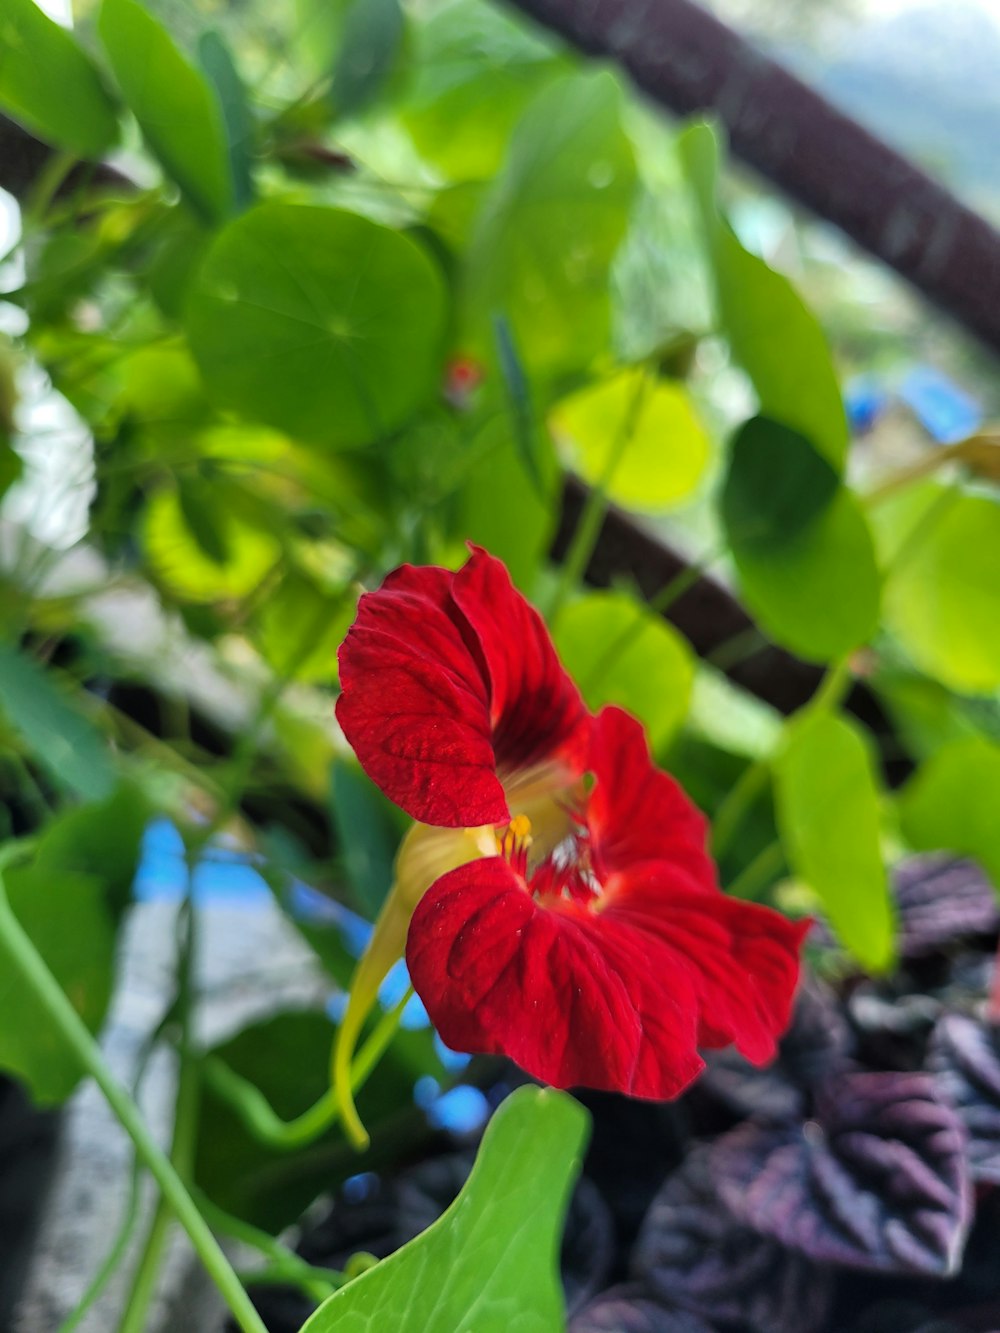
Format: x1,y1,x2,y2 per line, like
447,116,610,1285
509,814,532,841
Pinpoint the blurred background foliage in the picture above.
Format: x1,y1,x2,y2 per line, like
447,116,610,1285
3,0,1000,1299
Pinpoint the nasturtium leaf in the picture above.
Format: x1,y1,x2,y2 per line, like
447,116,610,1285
463,71,637,380
0,643,115,802
775,709,895,973
892,856,1000,959
0,867,111,1104
554,591,694,750
733,487,881,663
721,415,839,547
711,1072,972,1276
453,416,557,592
571,1290,714,1333
37,785,148,914
899,737,1000,890
679,122,848,470
550,370,710,512
195,1009,443,1232
0,789,146,1104
0,0,119,157
197,31,255,212
185,203,446,449
878,482,1000,693
634,1150,833,1333
99,0,233,223
142,480,281,603
402,0,566,179
301,1086,588,1332
330,758,404,920
928,1013,1000,1185
331,0,405,119
252,571,355,684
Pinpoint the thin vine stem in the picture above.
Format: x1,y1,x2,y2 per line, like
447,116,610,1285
547,366,653,626
0,867,268,1333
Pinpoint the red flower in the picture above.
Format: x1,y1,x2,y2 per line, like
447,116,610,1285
335,548,806,1122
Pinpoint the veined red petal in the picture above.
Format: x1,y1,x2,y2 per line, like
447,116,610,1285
601,868,810,1066
407,857,707,1100
336,564,508,825
588,706,716,887
452,548,590,780
336,549,590,826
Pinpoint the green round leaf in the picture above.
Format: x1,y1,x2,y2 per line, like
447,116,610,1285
252,571,355,683
185,203,447,448
722,414,839,547
879,482,1000,694
733,487,881,663
0,0,118,157
775,709,895,973
143,480,281,603
899,736,1000,890
554,590,694,749
550,370,710,511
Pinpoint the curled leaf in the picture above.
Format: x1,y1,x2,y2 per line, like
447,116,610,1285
633,1150,832,1333
710,1071,972,1276
928,1012,1000,1185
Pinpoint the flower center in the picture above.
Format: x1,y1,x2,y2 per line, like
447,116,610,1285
498,812,601,909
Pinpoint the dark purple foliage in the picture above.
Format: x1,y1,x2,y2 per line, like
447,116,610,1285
928,1013,1000,1184
702,978,851,1121
894,857,1000,959
710,1071,971,1276
570,1286,717,1333
633,1150,832,1333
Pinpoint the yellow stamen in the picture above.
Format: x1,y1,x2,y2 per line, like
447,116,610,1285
508,813,532,841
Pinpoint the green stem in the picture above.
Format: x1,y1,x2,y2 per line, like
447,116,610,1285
23,150,78,228
711,759,769,861
726,840,785,901
547,368,653,625
204,987,412,1150
580,554,719,695
0,872,268,1333
201,1201,343,1304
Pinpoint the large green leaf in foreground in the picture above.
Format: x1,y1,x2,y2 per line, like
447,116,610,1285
300,1086,588,1332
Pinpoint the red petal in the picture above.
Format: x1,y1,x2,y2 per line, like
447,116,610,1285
588,707,716,887
452,548,591,781
603,869,810,1066
336,563,508,826
337,549,590,826
407,857,707,1100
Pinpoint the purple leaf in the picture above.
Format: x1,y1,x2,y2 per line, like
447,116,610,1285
894,856,999,959
702,977,851,1120
710,1071,972,1276
928,1012,1000,1184
633,1150,832,1333
570,1287,717,1333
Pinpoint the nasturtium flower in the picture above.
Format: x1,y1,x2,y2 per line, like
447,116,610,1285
333,547,806,1144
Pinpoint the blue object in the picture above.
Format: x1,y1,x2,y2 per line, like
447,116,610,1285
898,366,982,444
844,376,888,434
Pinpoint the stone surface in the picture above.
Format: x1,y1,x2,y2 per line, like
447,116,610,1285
13,896,326,1333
